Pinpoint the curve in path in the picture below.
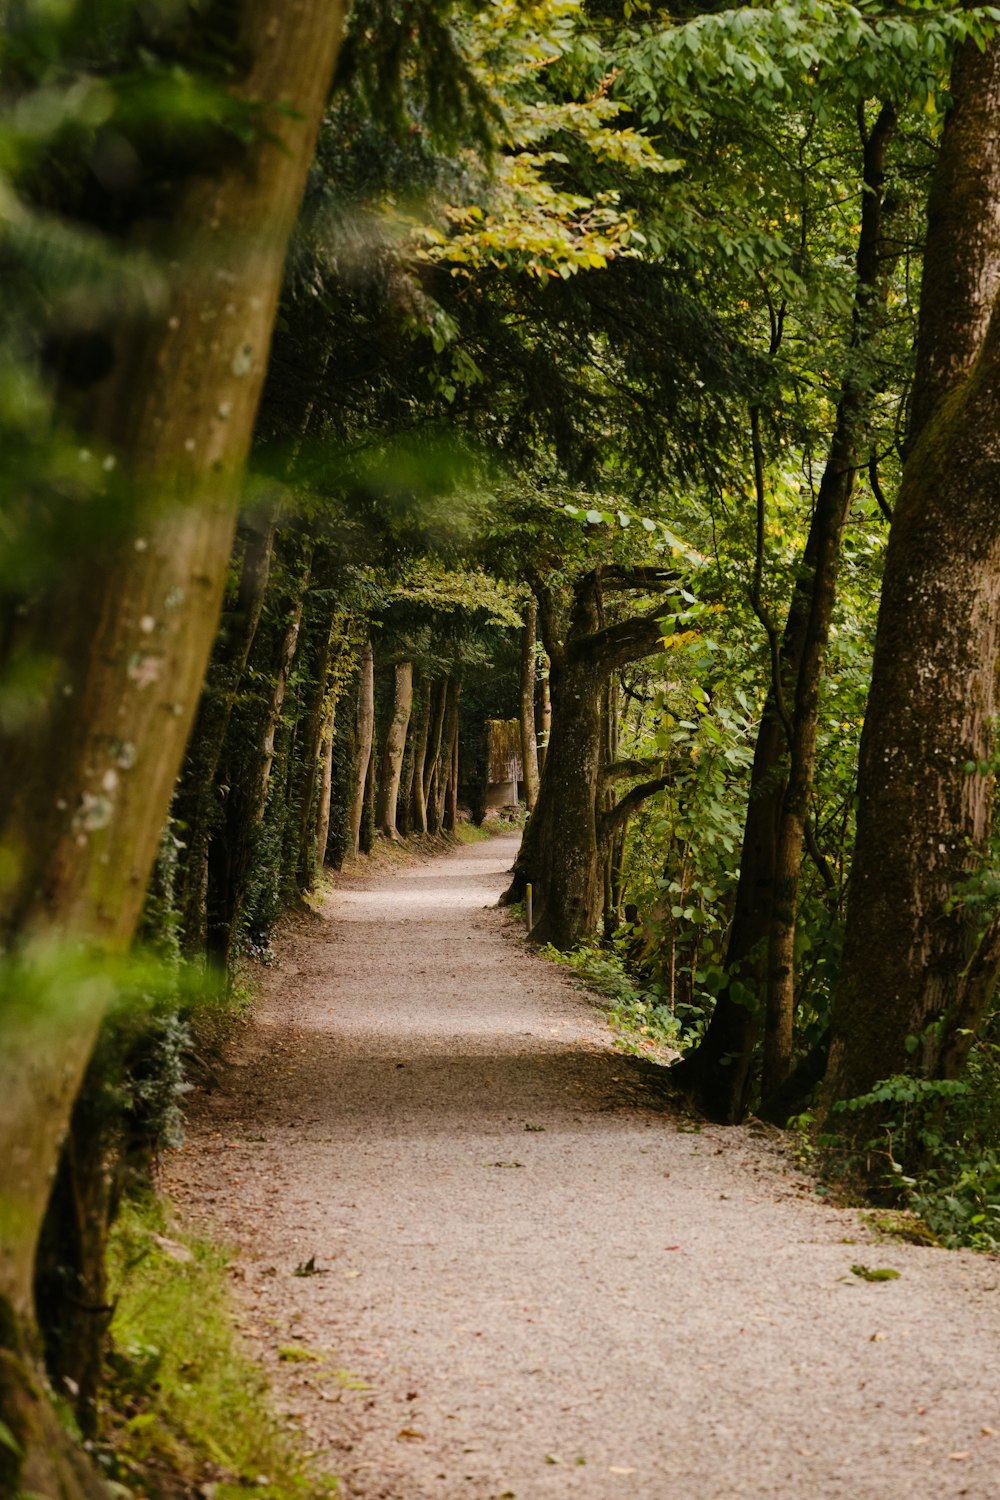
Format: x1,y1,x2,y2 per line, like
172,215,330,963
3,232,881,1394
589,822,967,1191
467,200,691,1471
166,835,1000,1500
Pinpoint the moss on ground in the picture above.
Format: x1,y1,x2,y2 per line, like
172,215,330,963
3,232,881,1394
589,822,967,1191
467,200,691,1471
98,1195,337,1499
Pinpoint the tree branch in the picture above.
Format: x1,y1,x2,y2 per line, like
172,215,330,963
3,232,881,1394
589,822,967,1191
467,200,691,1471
570,602,669,672
602,757,665,784
599,775,672,838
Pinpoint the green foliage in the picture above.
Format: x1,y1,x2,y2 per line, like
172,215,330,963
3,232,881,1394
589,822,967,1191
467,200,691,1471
542,941,683,1053
831,1038,1000,1252
101,1196,337,1500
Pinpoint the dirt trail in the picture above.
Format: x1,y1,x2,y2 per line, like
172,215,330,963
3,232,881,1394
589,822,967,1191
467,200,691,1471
165,836,1000,1500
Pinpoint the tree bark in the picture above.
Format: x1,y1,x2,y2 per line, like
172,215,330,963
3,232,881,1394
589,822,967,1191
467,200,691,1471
424,678,448,834
409,680,433,835
824,40,1000,1133
520,600,541,810
0,1,347,1487
348,641,375,859
376,661,414,839
674,103,897,1120
443,680,462,834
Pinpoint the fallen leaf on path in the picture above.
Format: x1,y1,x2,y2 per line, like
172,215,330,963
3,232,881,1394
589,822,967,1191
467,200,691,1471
609,1466,637,1474
981,1426,996,1437
870,1331,886,1342
397,1428,426,1442
949,1452,970,1461
851,1264,900,1282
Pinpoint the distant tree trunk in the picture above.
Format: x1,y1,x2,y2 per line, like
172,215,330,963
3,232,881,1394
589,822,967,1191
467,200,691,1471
825,40,1000,1136
0,1,347,1489
520,600,541,810
348,641,375,858
205,546,310,966
409,680,433,834
443,679,462,833
505,570,674,948
296,615,340,890
424,678,448,834
176,508,276,951
675,102,897,1121
313,693,337,878
539,664,552,774
376,660,414,839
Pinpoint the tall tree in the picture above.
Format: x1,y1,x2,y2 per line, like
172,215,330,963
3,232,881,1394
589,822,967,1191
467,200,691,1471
0,2,348,1490
824,36,1000,1132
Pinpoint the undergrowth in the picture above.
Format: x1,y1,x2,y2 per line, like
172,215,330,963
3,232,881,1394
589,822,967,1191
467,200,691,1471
826,1035,1000,1253
97,1195,337,1500
541,943,687,1058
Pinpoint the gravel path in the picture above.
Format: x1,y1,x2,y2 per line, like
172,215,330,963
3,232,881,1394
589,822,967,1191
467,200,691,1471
165,835,1000,1500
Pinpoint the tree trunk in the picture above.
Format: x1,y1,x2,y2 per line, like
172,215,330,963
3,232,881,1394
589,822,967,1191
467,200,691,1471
505,574,672,948
825,40,1000,1134
313,693,337,878
409,681,433,835
674,103,897,1120
443,681,462,834
520,600,541,810
376,660,414,839
424,678,448,834
348,641,376,859
0,1,347,1487
539,665,552,774
175,509,276,952
295,615,340,890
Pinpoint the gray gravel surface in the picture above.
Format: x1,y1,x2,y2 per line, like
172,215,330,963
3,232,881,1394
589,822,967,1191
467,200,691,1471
164,835,1000,1500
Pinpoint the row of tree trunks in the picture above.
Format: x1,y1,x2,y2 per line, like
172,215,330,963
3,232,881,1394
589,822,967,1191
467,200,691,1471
0,0,349,1489
673,102,898,1122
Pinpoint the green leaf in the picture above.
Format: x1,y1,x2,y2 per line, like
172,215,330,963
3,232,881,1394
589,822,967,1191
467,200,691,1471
850,1264,900,1282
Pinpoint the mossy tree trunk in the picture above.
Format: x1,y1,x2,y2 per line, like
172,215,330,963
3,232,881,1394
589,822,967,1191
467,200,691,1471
0,0,347,1489
824,39,1000,1134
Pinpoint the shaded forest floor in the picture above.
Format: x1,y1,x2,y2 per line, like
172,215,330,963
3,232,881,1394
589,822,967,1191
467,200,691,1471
163,836,1000,1499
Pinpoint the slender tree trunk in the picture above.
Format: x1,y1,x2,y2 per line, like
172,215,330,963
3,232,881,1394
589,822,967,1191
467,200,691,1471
825,40,1000,1135
313,693,337,878
675,103,897,1120
424,678,448,834
443,680,462,833
204,547,310,966
376,660,414,839
296,616,340,890
176,509,276,951
0,1,347,1488
410,681,433,834
520,600,541,810
348,641,375,859
539,665,552,774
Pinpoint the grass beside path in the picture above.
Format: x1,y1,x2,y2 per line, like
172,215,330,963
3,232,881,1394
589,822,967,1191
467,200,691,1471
97,1195,337,1500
